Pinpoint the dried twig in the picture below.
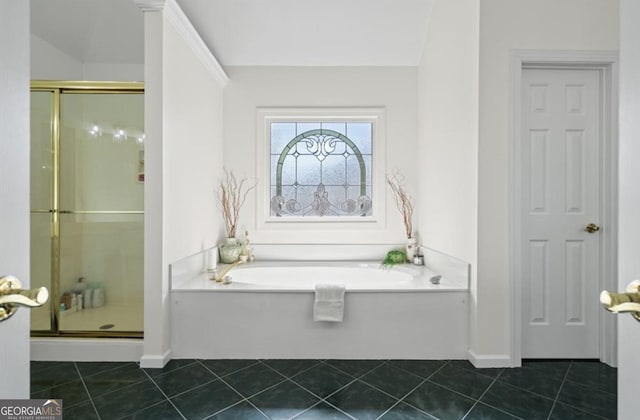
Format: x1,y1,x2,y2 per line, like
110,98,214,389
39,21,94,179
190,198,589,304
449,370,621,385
386,172,414,239
219,169,256,238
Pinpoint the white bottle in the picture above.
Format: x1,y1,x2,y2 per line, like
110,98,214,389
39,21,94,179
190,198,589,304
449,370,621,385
77,294,83,311
92,288,105,308
83,289,93,309
71,294,77,312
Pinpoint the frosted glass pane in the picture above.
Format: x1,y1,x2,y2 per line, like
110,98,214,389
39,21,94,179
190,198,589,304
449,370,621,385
296,155,321,185
329,139,346,155
270,155,278,184
271,122,296,155
346,123,372,154
60,93,144,211
30,91,53,210
321,122,346,135
296,122,320,134
281,186,295,200
295,185,317,212
296,141,312,155
322,155,346,185
280,155,296,185
346,154,362,185
325,185,347,203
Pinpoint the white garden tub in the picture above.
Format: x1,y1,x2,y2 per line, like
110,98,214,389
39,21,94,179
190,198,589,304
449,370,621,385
170,256,469,360
171,261,463,292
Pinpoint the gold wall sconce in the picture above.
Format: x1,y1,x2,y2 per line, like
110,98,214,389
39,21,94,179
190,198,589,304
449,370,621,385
0,275,49,322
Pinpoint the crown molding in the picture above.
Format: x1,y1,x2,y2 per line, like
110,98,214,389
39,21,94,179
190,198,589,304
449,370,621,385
164,0,229,86
133,0,166,12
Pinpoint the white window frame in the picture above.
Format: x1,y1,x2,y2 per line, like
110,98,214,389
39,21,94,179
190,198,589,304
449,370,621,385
255,107,387,235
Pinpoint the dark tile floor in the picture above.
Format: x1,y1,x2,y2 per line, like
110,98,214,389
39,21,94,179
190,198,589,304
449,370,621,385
31,359,616,420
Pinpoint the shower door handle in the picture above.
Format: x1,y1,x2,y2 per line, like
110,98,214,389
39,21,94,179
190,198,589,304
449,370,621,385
0,275,49,322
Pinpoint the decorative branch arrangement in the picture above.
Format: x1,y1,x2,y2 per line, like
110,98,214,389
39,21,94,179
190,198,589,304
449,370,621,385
386,172,414,239
219,169,256,238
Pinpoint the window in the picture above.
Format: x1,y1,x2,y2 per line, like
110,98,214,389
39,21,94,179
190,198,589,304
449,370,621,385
270,122,372,217
256,108,385,228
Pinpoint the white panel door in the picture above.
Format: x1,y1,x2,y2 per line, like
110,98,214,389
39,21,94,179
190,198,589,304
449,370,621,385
0,0,31,397
521,68,601,358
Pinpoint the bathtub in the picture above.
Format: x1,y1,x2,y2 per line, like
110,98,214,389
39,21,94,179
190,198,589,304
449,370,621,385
171,261,463,292
170,253,469,360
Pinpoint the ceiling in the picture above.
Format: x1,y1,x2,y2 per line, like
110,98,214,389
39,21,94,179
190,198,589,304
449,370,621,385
30,0,433,67
30,0,144,64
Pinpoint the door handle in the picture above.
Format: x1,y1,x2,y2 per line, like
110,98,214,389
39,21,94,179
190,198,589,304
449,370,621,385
600,280,640,322
0,275,49,322
585,223,600,233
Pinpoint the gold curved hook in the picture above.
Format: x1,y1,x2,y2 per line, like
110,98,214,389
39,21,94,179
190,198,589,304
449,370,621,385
0,275,49,322
600,280,640,322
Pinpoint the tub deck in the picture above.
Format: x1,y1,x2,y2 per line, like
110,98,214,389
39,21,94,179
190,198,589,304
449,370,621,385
171,260,468,292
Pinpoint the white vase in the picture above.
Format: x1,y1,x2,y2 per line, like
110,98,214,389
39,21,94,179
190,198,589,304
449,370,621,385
219,237,241,263
405,237,417,262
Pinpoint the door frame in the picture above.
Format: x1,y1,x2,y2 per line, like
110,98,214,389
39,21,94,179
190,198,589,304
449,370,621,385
509,50,619,367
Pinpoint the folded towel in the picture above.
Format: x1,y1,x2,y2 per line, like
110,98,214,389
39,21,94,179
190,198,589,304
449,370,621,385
314,283,346,322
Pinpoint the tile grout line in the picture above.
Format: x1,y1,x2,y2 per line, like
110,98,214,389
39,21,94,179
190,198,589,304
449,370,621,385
141,367,188,420
286,360,390,419
260,359,324,379
73,362,102,420
209,359,262,380
381,360,435,382
288,400,357,420
197,360,271,419
376,360,452,420
459,369,526,420
541,360,612,420
76,363,150,403
561,376,618,398
545,360,572,420
285,375,359,420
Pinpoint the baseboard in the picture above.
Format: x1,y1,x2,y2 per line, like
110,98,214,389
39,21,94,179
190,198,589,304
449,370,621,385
140,349,172,368
468,350,511,368
31,338,143,362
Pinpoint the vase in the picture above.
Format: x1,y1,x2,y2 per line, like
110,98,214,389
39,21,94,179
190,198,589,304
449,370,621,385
405,237,417,262
219,237,242,263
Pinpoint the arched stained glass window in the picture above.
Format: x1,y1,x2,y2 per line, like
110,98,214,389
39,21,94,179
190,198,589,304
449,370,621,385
270,122,372,217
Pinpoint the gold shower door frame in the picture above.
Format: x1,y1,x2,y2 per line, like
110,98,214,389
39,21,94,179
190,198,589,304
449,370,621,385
30,81,144,338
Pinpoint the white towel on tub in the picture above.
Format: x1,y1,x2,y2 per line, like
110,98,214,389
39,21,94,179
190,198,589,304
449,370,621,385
314,283,346,322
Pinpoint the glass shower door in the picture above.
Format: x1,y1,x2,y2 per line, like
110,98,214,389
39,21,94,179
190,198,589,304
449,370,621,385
58,92,144,333
30,83,144,336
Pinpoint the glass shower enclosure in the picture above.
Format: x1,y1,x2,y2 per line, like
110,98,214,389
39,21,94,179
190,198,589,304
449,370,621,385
30,82,144,337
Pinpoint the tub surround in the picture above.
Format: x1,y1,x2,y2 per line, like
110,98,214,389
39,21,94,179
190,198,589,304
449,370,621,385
169,246,469,360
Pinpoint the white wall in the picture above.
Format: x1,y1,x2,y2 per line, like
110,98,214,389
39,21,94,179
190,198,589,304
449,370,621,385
477,0,618,359
31,34,83,80
223,66,418,245
31,29,142,81
0,0,31,398
617,0,640,416
163,18,225,264
416,0,480,359
140,0,227,367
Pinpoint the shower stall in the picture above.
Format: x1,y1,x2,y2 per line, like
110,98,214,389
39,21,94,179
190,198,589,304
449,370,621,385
30,81,144,337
